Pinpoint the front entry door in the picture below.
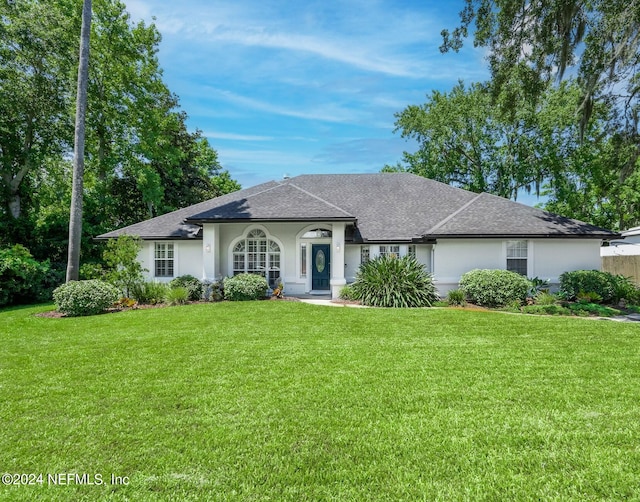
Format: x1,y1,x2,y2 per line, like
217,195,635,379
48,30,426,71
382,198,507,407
311,244,330,290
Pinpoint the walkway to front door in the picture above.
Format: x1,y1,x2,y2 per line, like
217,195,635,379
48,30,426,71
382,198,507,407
311,244,330,290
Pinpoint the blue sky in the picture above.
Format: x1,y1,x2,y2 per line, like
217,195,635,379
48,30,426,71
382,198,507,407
124,0,490,190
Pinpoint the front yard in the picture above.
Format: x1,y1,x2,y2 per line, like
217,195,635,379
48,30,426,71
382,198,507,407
1,302,639,500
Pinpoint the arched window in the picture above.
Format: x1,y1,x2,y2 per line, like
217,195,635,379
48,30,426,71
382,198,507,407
232,229,281,287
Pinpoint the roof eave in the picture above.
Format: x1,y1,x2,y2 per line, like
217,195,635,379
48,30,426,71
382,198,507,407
426,232,621,240
185,216,357,224
94,234,202,241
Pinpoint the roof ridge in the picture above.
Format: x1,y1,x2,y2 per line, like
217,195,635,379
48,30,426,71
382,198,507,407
287,182,353,217
422,192,484,236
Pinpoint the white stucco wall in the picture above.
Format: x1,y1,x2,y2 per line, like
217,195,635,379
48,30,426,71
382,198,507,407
344,244,433,283
433,238,603,295
138,240,203,283
204,221,346,296
138,232,602,298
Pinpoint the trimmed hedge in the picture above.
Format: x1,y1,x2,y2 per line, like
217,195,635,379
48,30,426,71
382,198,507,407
351,255,439,308
53,280,120,316
459,269,529,308
223,274,268,301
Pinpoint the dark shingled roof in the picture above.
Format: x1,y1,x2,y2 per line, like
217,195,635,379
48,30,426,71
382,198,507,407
97,173,618,241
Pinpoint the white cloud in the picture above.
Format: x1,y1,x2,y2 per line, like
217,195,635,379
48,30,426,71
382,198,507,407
203,131,273,141
206,87,363,124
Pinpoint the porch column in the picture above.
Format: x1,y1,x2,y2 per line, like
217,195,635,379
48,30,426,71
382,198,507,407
330,222,346,298
202,223,220,281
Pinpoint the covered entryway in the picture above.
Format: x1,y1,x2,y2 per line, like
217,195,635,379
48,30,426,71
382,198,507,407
311,244,330,291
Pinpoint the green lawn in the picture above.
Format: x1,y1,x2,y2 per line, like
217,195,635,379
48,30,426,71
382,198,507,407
1,302,639,501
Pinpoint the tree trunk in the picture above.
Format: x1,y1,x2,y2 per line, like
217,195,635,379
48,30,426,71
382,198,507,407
66,0,92,282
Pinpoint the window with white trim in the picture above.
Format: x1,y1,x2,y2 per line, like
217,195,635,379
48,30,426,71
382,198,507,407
233,229,281,287
360,246,370,264
300,243,307,278
155,242,174,277
379,245,400,258
408,245,416,258
506,240,528,276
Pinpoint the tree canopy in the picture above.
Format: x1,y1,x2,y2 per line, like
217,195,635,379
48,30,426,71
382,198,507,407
0,0,239,264
391,0,640,231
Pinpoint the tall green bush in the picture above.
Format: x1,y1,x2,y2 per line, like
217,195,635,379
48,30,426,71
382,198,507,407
103,235,146,297
0,244,62,306
223,274,268,301
559,270,617,303
351,255,439,308
459,269,529,307
130,282,168,305
169,275,202,301
53,280,120,316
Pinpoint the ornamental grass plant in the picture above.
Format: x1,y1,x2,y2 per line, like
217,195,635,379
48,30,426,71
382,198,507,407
351,255,439,308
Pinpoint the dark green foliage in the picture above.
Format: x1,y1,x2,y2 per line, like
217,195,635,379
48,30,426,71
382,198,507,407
559,270,619,303
520,304,572,316
79,262,105,280
0,245,62,306
103,235,146,297
446,288,466,306
438,1,640,231
460,269,530,308
351,255,439,308
223,274,268,301
568,302,621,317
52,280,120,316
528,277,550,296
130,282,168,305
0,0,241,267
169,275,203,301
610,275,640,305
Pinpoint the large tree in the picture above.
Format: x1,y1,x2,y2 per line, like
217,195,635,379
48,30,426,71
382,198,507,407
0,0,75,220
391,79,640,229
393,0,640,230
0,0,240,263
441,0,640,133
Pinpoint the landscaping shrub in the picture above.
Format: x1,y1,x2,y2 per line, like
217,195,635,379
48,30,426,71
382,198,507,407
0,244,62,306
339,284,359,301
202,280,224,302
169,275,203,301
103,235,146,297
559,270,618,303
53,280,120,316
459,269,529,308
351,255,439,308
533,291,558,305
610,274,640,305
568,302,621,317
165,286,189,305
79,262,105,280
521,304,572,316
223,274,268,301
446,288,466,306
131,281,168,305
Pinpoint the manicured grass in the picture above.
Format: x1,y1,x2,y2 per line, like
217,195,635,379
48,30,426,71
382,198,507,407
1,302,639,500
